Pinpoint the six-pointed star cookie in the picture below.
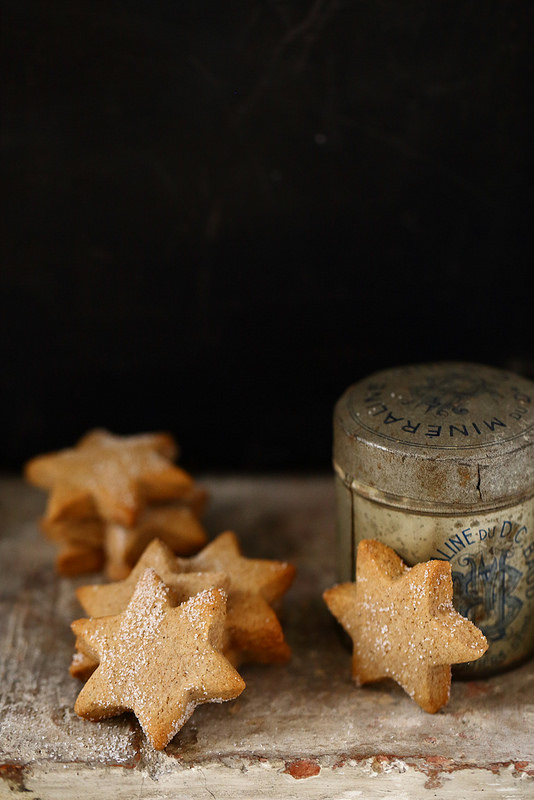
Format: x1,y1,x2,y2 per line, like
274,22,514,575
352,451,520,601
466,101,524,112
41,515,106,576
177,531,296,666
76,538,228,618
104,504,208,580
323,539,488,713
25,429,194,526
41,497,208,578
72,568,245,750
71,539,228,680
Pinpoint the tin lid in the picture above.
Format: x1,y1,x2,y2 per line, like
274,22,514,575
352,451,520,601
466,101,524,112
334,362,534,512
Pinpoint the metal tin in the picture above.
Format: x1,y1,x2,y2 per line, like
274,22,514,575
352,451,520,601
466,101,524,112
333,362,534,676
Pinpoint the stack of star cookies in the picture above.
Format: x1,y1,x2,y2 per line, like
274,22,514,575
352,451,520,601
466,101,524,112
25,430,297,750
70,532,296,749
24,430,209,579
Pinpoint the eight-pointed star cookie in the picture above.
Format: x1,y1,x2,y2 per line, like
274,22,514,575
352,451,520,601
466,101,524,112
25,429,194,526
72,568,245,750
323,539,488,713
177,531,296,667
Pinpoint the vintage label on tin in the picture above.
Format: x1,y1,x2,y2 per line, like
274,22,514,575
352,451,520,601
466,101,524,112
350,364,533,448
347,491,534,675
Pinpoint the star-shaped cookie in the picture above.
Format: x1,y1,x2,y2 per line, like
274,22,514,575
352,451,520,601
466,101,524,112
323,539,488,713
76,538,228,618
72,539,228,680
41,497,208,578
56,543,105,577
72,568,245,750
42,515,104,547
74,534,296,670
25,429,194,526
178,531,296,666
41,515,106,576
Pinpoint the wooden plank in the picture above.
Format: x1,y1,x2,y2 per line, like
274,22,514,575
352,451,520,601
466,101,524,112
1,475,533,798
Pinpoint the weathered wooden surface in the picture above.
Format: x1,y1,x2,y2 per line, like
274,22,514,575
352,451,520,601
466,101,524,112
1,475,533,799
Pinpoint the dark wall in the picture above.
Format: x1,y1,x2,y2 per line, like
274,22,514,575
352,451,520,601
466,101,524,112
2,1,532,472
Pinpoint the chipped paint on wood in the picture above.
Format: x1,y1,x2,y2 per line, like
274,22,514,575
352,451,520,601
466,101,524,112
284,758,321,779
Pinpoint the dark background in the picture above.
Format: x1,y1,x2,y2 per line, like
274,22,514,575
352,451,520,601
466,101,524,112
2,1,533,474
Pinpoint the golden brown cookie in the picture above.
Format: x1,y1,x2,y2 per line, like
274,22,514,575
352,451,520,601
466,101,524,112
69,647,100,683
41,516,105,547
76,538,228,618
76,428,178,459
104,504,208,580
71,538,228,680
76,532,296,669
25,429,193,526
72,568,245,750
323,539,488,713
55,543,105,577
174,482,209,519
41,499,208,579
72,432,209,516
41,516,105,575
178,531,296,667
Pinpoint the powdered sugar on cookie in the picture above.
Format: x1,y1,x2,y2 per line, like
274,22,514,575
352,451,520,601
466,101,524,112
323,539,488,713
72,569,245,749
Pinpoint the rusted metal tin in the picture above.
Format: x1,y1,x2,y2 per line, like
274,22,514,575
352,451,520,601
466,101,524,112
333,362,534,676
